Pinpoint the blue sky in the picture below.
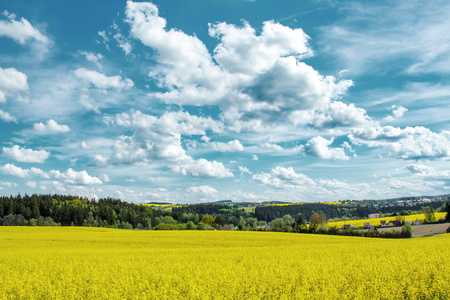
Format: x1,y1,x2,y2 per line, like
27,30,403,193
1,0,450,203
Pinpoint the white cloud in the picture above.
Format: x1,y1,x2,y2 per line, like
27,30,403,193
405,163,431,174
0,109,17,122
124,1,353,129
244,57,353,113
112,110,223,136
185,185,218,199
2,145,50,163
260,143,284,152
211,140,244,152
252,166,375,200
80,141,91,150
307,101,373,130
384,105,408,121
26,181,37,188
79,51,103,68
114,33,133,55
252,154,259,160
0,67,28,103
172,158,233,178
0,163,49,178
239,166,252,175
74,68,134,90
99,110,233,178
79,94,101,114
0,181,17,189
253,166,315,189
391,105,408,118
52,181,66,192
406,163,450,183
49,168,102,185
100,174,110,182
389,178,420,190
33,119,70,134
303,136,349,160
349,126,450,160
0,164,101,185
209,20,313,75
0,11,49,45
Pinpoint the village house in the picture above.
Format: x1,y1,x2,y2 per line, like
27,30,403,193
363,223,373,229
387,220,402,227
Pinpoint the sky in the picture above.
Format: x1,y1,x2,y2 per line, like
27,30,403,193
0,0,450,204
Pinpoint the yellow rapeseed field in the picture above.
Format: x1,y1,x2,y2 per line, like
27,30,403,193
1,227,449,299
328,212,447,228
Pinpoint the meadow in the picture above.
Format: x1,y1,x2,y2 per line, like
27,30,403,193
1,227,449,299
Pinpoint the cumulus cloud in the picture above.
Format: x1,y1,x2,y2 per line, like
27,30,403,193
406,163,450,183
0,163,49,178
0,67,28,103
52,181,66,192
100,110,233,178
2,145,50,163
260,143,284,152
252,166,374,199
124,1,353,128
0,163,101,186
114,33,133,55
0,109,17,122
26,181,37,188
384,105,408,121
172,158,233,178
74,68,134,90
389,178,420,190
112,110,223,135
79,94,101,114
33,119,70,134
209,20,313,75
306,101,373,130
100,174,110,182
253,166,315,189
244,57,352,113
79,51,103,68
49,168,102,185
239,166,252,174
302,136,349,160
185,185,218,199
349,126,450,160
0,11,49,45
210,140,244,152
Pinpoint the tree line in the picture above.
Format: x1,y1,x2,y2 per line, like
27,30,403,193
254,201,448,223
0,194,257,230
1,194,449,238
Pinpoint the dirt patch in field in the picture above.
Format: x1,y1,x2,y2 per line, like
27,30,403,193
379,223,450,237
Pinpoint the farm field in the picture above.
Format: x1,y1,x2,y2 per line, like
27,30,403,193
327,212,447,228
379,223,450,237
1,227,449,299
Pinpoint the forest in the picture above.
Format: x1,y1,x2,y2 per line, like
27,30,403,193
253,201,448,222
1,194,449,235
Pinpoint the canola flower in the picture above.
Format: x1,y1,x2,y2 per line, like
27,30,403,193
1,227,449,299
328,212,447,228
